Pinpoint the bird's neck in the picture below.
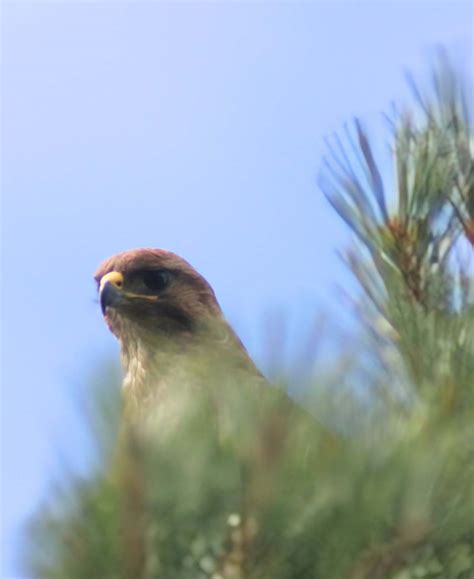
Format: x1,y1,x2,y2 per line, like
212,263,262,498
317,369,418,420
119,327,192,407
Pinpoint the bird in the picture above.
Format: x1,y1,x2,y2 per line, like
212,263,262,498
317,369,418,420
95,248,326,579
94,247,266,422
95,248,274,577
95,248,307,578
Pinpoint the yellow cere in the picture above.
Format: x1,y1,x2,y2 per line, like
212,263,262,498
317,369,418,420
99,271,124,292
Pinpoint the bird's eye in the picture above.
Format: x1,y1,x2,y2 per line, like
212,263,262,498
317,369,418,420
142,270,170,292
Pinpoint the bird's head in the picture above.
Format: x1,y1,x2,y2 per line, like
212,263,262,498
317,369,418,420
94,248,223,343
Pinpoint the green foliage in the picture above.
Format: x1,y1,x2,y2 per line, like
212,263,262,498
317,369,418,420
27,52,474,578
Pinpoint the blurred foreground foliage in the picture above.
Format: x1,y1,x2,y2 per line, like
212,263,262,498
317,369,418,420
28,53,473,578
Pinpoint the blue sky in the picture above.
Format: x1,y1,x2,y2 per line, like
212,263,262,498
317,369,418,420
1,2,472,576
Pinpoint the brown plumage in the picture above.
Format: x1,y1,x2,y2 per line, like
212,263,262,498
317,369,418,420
95,248,264,414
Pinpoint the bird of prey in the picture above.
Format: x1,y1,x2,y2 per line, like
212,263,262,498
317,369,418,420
94,248,318,578
95,248,268,421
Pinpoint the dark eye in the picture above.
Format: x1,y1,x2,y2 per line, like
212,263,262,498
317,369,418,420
142,269,170,292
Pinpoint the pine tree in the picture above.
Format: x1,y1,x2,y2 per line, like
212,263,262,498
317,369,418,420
27,52,474,579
